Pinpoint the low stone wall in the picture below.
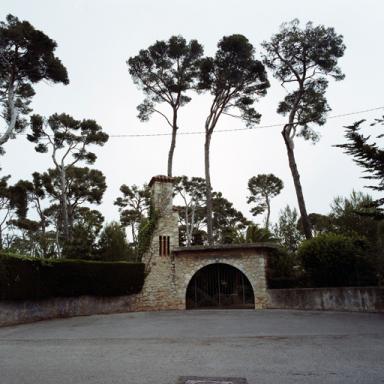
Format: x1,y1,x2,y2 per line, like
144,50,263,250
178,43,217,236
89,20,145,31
0,294,138,327
2,287,382,327
267,286,384,312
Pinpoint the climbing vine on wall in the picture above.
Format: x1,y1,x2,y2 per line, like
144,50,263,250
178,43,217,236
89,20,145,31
136,204,158,262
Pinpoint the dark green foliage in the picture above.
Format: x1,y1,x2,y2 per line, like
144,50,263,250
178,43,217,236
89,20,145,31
245,224,276,243
0,14,69,151
128,36,203,176
128,36,203,118
262,19,345,137
262,19,345,239
273,205,304,253
27,114,108,243
328,192,384,284
199,34,269,244
247,174,283,228
297,212,332,236
173,176,207,246
295,192,384,285
0,252,144,300
0,253,42,300
174,178,250,246
28,113,109,159
62,208,104,259
114,184,150,243
212,191,250,244
197,34,270,124
219,227,244,245
329,191,380,240
136,206,158,260
0,15,68,85
336,117,384,212
267,247,306,289
42,167,107,212
245,225,304,289
97,222,133,261
0,176,29,249
298,233,377,287
42,259,143,297
378,221,384,284
0,175,29,219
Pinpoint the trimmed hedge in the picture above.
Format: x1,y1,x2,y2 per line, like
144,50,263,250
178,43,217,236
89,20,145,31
298,233,377,287
0,252,145,300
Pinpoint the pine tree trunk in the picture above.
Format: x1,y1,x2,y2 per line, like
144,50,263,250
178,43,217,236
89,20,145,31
167,109,178,177
185,205,191,247
60,167,70,241
265,195,271,230
282,127,312,239
189,204,196,246
131,223,136,244
205,132,213,245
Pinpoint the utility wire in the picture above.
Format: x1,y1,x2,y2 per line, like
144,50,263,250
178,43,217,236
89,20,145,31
108,106,384,138
4,106,384,139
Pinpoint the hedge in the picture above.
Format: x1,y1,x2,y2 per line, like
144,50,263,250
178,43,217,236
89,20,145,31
0,252,145,301
298,233,377,287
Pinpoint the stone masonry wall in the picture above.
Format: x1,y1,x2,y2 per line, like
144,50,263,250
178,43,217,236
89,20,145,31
173,250,268,309
135,176,270,311
135,177,181,311
267,286,384,312
136,248,269,311
0,295,138,327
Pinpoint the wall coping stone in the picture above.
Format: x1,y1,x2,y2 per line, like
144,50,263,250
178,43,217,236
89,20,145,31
173,243,278,255
172,243,279,257
269,286,383,291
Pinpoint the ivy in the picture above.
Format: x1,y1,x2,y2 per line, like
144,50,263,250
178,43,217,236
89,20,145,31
136,205,158,261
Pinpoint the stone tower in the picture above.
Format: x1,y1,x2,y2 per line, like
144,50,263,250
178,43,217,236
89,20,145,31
134,175,272,311
135,175,183,310
147,175,179,262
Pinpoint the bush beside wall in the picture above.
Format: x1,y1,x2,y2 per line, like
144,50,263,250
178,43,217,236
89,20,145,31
0,253,145,300
297,233,377,287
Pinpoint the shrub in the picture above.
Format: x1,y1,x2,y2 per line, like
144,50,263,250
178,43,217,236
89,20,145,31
97,222,134,261
0,252,145,300
267,247,308,289
298,233,377,287
0,253,43,300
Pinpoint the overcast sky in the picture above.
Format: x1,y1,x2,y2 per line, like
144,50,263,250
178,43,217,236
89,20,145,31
1,0,383,227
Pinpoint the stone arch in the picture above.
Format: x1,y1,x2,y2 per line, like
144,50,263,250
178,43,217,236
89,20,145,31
184,262,255,309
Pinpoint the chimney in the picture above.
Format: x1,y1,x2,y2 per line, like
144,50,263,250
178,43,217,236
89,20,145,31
148,175,174,214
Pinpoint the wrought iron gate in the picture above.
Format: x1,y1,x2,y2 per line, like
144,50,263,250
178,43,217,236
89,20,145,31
186,263,255,309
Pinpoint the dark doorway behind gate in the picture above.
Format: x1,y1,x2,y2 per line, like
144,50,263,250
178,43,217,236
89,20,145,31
186,263,255,309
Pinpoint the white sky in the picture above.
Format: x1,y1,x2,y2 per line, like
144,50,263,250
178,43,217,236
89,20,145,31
0,0,383,227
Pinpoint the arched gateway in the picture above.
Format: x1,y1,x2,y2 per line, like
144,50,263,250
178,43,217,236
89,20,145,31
186,263,255,309
134,176,276,311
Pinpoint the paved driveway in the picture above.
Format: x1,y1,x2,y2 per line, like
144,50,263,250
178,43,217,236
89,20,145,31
0,309,383,384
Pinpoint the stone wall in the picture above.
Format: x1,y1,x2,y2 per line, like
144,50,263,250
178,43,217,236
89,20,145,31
173,247,269,309
0,295,138,327
135,176,274,311
135,176,181,311
267,286,384,312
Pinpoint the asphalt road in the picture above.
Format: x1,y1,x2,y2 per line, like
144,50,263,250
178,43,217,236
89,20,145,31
0,309,383,384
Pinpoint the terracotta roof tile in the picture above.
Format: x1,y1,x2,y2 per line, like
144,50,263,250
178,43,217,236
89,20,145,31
149,175,174,187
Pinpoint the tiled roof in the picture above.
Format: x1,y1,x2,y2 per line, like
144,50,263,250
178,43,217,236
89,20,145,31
149,175,174,186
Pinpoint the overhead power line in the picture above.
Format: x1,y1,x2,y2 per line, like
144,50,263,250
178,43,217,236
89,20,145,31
3,106,384,139
106,106,384,138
